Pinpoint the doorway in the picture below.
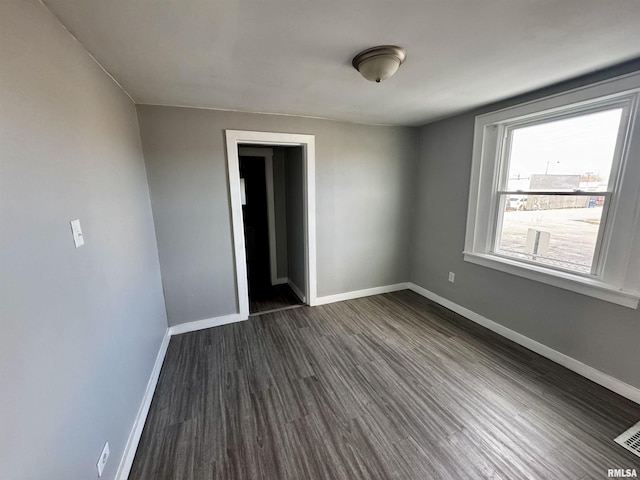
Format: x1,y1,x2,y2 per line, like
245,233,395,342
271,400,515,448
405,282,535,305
225,131,317,320
240,147,302,314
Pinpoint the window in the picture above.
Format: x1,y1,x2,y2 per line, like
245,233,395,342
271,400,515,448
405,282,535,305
496,107,625,274
464,73,640,308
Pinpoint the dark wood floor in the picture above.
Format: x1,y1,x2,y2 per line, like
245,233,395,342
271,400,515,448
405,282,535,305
249,284,302,315
129,291,640,479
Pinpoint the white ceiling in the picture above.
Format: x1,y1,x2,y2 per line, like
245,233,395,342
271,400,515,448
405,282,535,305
43,0,640,126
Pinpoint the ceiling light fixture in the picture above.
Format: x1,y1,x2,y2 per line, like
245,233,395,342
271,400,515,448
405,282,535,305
352,45,407,83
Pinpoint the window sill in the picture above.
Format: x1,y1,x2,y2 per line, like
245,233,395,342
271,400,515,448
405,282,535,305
462,251,639,309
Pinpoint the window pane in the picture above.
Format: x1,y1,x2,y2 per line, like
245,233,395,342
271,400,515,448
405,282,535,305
505,109,622,191
496,195,605,273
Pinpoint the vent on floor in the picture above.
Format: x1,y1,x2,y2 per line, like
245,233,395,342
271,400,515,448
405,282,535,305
615,421,640,458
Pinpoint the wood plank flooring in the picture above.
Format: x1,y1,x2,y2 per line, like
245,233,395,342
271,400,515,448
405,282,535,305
249,284,302,315
129,290,640,479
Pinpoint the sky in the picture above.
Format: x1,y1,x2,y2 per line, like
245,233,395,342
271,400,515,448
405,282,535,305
506,108,622,191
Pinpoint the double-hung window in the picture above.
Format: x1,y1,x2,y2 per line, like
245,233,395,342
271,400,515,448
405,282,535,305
464,73,640,308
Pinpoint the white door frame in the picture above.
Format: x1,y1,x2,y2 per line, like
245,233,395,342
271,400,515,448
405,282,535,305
226,130,317,320
237,147,284,287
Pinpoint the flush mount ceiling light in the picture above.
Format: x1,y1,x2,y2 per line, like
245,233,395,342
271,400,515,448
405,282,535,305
352,45,407,83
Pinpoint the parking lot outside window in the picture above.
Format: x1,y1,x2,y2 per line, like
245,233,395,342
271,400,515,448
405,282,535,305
464,73,640,308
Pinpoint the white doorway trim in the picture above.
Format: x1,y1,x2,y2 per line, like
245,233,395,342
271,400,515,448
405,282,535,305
226,130,317,320
237,147,282,287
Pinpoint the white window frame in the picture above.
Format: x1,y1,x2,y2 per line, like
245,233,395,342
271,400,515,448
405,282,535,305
464,72,640,309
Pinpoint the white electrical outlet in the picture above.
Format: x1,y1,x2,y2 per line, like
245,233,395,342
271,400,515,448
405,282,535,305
448,272,455,283
97,442,109,477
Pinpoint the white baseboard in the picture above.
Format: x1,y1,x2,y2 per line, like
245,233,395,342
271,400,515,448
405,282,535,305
288,280,306,303
273,277,288,286
407,282,640,405
315,282,410,306
115,329,171,480
168,313,243,336
116,281,638,476
115,312,246,477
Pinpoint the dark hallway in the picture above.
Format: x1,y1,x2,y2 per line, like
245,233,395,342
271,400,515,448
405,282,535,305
239,154,301,314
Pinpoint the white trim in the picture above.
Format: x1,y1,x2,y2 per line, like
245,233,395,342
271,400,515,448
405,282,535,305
238,147,280,286
226,130,317,319
288,280,307,303
463,252,640,308
407,282,640,405
227,139,249,319
115,278,640,478
315,283,410,306
477,71,640,123
168,313,243,336
115,330,171,480
274,277,288,285
115,311,245,478
464,73,640,309
304,139,318,307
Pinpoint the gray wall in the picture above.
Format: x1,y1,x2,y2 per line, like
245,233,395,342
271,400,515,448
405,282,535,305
137,105,418,326
284,147,306,295
411,67,640,389
0,2,168,479
273,147,288,279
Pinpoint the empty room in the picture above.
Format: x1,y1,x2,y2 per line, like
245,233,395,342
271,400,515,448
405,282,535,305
2,1,640,479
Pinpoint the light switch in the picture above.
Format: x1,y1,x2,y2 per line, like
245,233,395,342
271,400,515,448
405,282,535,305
70,219,84,248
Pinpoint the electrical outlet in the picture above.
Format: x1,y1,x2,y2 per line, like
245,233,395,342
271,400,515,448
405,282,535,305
448,272,455,283
97,442,109,477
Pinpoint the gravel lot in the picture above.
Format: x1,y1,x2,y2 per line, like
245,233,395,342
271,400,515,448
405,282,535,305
497,206,603,273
